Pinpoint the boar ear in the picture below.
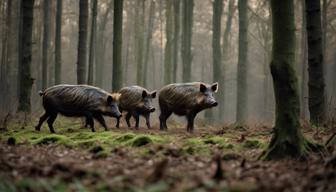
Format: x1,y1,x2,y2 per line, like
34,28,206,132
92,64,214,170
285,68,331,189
211,82,218,93
112,93,121,101
142,90,148,98
200,83,207,93
107,95,113,104
151,91,157,98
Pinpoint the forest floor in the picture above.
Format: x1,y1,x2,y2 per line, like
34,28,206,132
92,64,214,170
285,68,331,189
0,117,335,192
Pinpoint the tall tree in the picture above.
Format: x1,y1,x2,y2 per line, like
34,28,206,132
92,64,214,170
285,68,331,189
172,0,180,82
164,0,173,84
88,0,97,85
55,0,62,84
181,0,194,82
143,0,155,87
95,1,113,87
261,0,318,160
112,0,123,91
135,0,145,85
221,0,235,120
300,0,308,119
236,0,248,124
17,0,35,112
42,0,51,89
206,0,223,121
77,0,89,84
305,0,325,125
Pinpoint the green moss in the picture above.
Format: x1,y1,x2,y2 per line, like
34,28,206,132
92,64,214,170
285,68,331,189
33,135,69,145
114,133,136,143
243,139,263,149
131,136,153,147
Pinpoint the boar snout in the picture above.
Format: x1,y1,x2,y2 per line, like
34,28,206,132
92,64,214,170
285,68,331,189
212,101,218,107
150,107,155,112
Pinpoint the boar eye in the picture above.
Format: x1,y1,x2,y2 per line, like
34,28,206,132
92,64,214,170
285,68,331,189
200,84,207,93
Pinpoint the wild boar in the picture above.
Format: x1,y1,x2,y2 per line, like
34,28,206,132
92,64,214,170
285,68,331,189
158,82,218,132
116,86,156,129
35,84,121,133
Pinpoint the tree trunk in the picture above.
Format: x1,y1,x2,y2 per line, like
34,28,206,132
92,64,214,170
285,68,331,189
143,0,155,87
164,0,173,84
181,0,194,82
206,0,223,121
221,0,235,121
42,0,50,89
77,0,89,84
88,0,97,85
300,0,308,120
112,0,123,92
17,0,35,112
261,0,319,160
172,0,180,82
134,0,145,86
95,0,113,87
54,0,62,84
305,0,325,125
236,0,248,124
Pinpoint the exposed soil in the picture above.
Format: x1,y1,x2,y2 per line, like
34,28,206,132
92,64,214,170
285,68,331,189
0,124,335,192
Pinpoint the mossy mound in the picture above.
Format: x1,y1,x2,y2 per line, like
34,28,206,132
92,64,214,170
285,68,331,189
131,136,153,147
243,139,263,149
33,135,69,145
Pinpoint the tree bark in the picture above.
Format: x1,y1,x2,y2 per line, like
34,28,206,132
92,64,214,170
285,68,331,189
77,0,89,84
236,0,248,124
305,0,325,125
88,0,97,85
42,0,50,89
135,0,145,86
54,0,62,84
164,0,173,84
17,0,35,112
143,0,155,87
181,0,194,82
112,0,123,92
261,0,320,160
172,0,180,82
95,0,113,87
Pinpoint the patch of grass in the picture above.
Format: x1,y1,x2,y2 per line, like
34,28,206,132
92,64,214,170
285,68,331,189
131,136,153,147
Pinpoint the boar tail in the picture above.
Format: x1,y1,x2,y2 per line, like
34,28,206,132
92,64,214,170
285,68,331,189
38,91,44,96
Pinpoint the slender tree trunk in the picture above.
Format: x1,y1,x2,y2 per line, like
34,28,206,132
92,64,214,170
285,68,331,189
305,0,325,125
221,0,235,121
172,0,180,82
261,0,318,160
300,0,308,120
112,0,123,92
164,0,173,84
17,0,35,112
42,0,50,89
134,0,145,86
236,0,248,124
88,0,97,85
54,0,62,84
143,0,155,87
206,0,223,121
181,0,194,82
77,0,89,84
95,0,113,87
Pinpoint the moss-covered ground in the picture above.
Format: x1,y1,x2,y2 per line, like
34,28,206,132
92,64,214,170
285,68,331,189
0,117,334,191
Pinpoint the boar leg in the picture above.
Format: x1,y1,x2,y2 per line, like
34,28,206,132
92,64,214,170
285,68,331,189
134,114,140,129
35,112,49,131
125,112,132,127
84,114,95,132
116,117,121,128
186,113,196,133
159,110,172,130
144,113,151,129
46,112,58,133
93,113,108,131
